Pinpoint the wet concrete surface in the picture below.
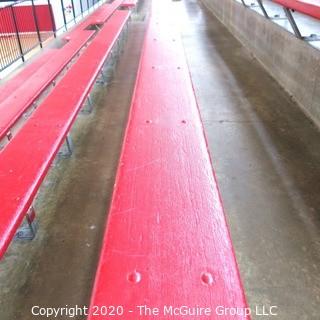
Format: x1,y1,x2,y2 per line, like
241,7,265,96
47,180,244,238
179,0,320,319
0,0,319,319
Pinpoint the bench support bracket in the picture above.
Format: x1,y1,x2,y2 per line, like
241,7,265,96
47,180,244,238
81,95,94,114
58,135,74,158
241,0,270,18
284,7,303,39
6,131,13,141
14,207,38,241
283,7,320,41
96,69,108,85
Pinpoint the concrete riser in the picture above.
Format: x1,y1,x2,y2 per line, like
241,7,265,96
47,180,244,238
201,0,320,127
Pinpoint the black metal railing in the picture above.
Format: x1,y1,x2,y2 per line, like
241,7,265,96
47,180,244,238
0,0,104,73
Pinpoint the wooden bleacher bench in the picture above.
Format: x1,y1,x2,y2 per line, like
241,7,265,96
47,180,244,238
87,0,250,318
67,0,125,34
88,0,126,24
0,49,57,103
0,31,94,142
121,0,138,9
0,0,124,104
0,0,126,144
0,9,131,259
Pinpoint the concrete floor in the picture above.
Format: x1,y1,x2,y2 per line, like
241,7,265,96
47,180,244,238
179,0,320,319
0,0,320,319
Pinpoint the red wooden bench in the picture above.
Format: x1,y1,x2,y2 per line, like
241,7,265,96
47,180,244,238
89,0,126,23
0,9,131,259
87,1,250,318
0,0,126,145
0,0,122,104
66,0,125,34
121,0,138,9
0,31,94,143
0,49,57,103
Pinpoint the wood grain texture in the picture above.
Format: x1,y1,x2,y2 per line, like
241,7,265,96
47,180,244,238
88,1,250,319
0,10,130,258
273,0,320,19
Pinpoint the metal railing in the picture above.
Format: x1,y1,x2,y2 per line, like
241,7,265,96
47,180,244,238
0,0,103,73
239,0,320,41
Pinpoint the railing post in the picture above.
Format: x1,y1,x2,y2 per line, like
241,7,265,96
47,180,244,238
70,0,76,23
31,0,43,48
47,0,57,38
256,0,270,19
10,5,25,62
283,7,303,39
79,0,84,18
60,0,68,30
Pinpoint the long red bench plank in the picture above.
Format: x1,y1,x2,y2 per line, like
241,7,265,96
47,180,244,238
89,0,126,23
0,0,127,142
0,0,123,97
0,2,105,104
88,1,249,319
121,0,138,9
0,10,130,259
0,49,57,103
0,30,94,141
0,0,123,111
0,0,123,104
0,5,99,104
273,0,320,19
67,0,125,35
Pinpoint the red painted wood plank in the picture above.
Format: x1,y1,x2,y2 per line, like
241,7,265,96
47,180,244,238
0,31,94,141
0,10,130,258
0,48,57,103
89,0,126,23
0,0,123,103
0,0,125,141
88,1,249,319
273,0,320,19
67,0,125,34
121,0,138,9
